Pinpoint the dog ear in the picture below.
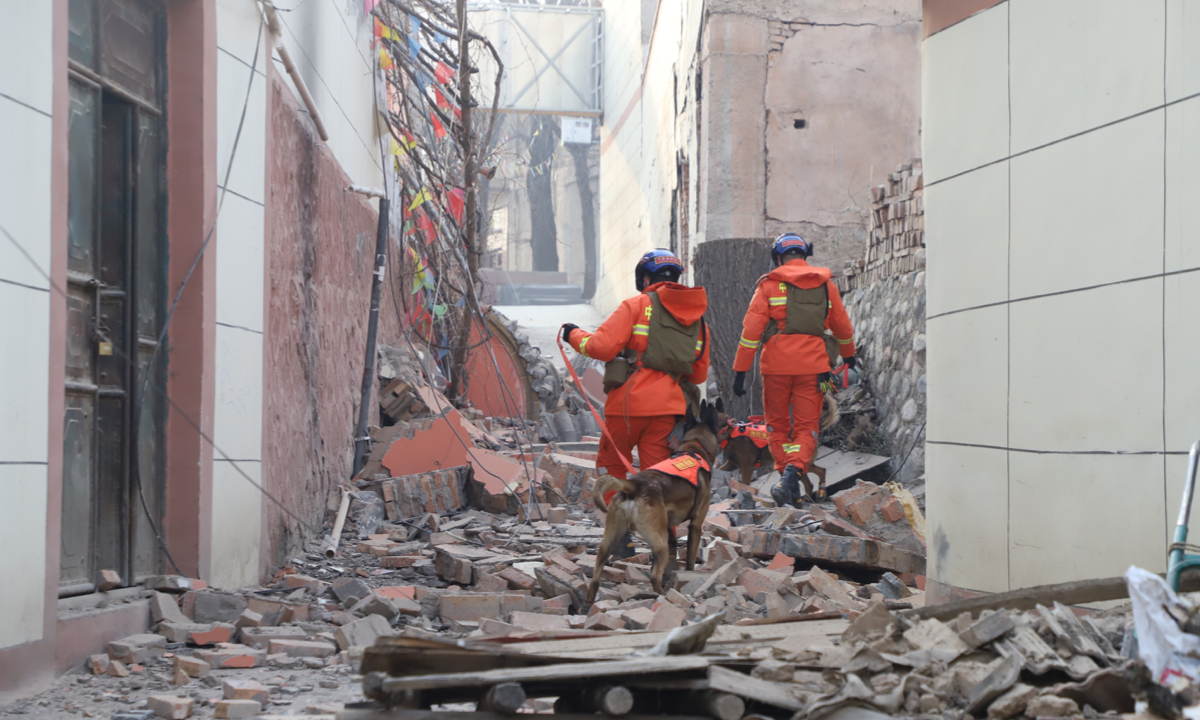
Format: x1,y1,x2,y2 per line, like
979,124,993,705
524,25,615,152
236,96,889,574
714,397,725,414
684,402,698,433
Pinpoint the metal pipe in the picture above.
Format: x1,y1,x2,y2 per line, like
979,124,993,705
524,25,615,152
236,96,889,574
347,184,386,198
353,197,390,476
322,486,351,558
1178,440,1200,529
262,4,330,141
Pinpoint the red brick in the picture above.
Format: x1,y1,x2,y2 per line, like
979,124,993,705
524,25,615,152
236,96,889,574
845,494,883,525
647,603,686,631
194,645,264,669
436,551,474,585
547,507,568,524
215,699,260,719
223,678,269,704
146,694,194,719
832,481,885,519
600,566,625,583
438,594,501,622
173,656,210,678
474,573,509,593
767,552,793,571
620,607,656,630
497,567,537,591
508,611,570,632
188,624,232,646
375,585,416,601
880,496,906,523
381,555,422,568
87,654,109,675
736,569,783,600
267,639,337,658
584,612,626,631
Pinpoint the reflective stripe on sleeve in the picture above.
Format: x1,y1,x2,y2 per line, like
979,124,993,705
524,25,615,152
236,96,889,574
632,323,650,336
579,336,591,358
836,336,853,345
738,337,760,349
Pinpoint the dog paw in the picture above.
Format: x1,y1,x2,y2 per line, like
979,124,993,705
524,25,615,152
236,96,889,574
813,488,827,500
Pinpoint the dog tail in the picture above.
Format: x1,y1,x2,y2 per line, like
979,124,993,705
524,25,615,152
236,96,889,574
592,474,636,513
820,392,840,432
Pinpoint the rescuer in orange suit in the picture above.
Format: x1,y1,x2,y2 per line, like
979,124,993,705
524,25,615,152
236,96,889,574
732,234,856,508
561,249,710,482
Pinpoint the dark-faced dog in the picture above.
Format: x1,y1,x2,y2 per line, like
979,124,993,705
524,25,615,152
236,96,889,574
716,393,839,502
586,399,722,603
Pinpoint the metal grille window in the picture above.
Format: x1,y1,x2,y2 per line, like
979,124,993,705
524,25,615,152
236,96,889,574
62,0,167,597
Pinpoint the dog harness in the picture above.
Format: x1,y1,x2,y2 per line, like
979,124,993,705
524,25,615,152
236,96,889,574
720,421,771,451
644,452,711,486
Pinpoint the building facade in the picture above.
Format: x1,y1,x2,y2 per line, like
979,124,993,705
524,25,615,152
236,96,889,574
0,0,386,694
922,0,1199,599
594,0,922,313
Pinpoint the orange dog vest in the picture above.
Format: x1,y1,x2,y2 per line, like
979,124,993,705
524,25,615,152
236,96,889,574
720,422,770,451
644,453,711,486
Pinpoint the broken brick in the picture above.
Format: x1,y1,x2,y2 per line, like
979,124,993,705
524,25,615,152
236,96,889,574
584,612,626,631
107,634,167,664
223,678,270,704
380,555,423,568
146,694,193,719
509,611,570,632
214,700,260,719
267,639,338,658
87,654,110,675
647,602,686,631
435,550,474,585
880,496,906,523
150,592,189,625
334,614,393,651
474,573,509,594
193,645,264,669
497,567,537,591
620,606,656,630
438,594,501,622
173,655,211,678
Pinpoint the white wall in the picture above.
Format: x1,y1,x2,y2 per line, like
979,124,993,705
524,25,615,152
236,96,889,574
923,0,1199,594
212,0,268,590
0,1,53,648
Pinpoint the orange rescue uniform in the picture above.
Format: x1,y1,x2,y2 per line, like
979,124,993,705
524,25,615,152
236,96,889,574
567,282,710,478
733,259,855,472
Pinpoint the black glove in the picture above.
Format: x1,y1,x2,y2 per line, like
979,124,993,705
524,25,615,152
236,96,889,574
818,372,836,394
561,323,579,344
733,371,747,397
844,355,857,370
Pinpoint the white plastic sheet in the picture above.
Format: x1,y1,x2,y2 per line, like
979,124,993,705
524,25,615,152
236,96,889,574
1126,565,1200,689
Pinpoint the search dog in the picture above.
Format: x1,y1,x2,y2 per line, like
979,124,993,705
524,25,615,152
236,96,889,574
586,399,722,603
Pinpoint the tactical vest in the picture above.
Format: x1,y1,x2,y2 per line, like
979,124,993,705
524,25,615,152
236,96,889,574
644,452,711,486
781,282,828,336
603,292,705,391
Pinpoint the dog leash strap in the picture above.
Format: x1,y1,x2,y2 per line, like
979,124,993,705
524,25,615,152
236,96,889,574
557,329,637,476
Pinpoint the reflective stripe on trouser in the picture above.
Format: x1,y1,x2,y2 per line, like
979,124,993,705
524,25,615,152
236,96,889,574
762,373,823,472
596,414,677,503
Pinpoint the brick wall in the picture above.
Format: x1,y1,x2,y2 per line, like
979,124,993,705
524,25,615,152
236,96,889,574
837,160,925,292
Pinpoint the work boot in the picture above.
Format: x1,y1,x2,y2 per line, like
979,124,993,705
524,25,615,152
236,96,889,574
770,465,805,508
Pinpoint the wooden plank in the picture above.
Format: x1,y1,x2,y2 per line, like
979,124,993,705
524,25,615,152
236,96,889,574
906,574,1200,622
706,666,805,712
503,618,847,657
377,657,712,692
338,712,712,720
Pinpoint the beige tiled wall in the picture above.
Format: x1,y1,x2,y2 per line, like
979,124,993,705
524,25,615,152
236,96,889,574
922,0,1200,593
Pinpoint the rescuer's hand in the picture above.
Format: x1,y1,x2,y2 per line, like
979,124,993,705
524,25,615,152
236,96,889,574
818,372,836,394
733,371,747,397
844,355,857,370
561,324,579,344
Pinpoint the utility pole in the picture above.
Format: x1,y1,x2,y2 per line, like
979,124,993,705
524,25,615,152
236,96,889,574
448,0,480,401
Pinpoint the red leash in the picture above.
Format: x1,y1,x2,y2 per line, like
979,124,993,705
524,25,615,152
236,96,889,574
556,329,636,476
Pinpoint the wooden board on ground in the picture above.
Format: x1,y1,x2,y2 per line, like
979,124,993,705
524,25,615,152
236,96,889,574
374,656,713,691
811,447,891,494
504,618,847,657
706,666,806,711
339,712,712,720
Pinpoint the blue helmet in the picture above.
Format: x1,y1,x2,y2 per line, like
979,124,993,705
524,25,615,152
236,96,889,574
772,233,812,266
635,249,684,290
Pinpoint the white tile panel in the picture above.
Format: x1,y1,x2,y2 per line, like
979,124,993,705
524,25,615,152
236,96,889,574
213,325,263,462
0,283,50,463
215,193,265,333
0,1,53,115
0,100,52,290
1167,0,1200,103
217,0,268,72
1009,452,1165,587
1166,97,1200,273
209,459,262,590
927,305,1008,449
1164,271,1200,453
925,162,1008,316
925,443,1009,593
0,464,47,649
1010,0,1164,154
216,50,266,205
1009,279,1163,453
1010,110,1164,299
921,4,1009,183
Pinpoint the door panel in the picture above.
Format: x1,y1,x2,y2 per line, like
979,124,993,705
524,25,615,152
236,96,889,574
60,394,95,589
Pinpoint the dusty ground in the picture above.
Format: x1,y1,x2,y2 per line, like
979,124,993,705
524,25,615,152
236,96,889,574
0,663,364,719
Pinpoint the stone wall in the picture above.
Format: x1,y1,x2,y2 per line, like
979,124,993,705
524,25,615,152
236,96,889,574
836,160,926,481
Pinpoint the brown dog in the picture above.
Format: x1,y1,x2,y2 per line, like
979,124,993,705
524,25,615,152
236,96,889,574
586,399,722,603
716,393,839,502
